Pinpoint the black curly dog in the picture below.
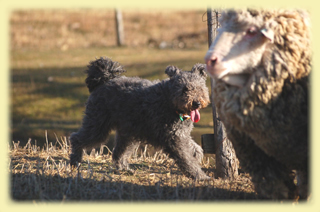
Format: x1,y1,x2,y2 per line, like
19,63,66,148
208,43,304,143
70,57,211,180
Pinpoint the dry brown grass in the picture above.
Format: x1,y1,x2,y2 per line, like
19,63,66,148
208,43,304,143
10,136,259,201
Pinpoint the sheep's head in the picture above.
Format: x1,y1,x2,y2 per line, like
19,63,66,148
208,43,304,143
205,9,311,88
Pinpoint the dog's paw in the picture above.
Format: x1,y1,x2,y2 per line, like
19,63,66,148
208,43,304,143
198,175,212,181
194,171,211,181
70,152,82,167
114,159,132,171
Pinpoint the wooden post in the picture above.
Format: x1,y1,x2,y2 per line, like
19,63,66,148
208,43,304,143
115,8,124,46
206,8,238,180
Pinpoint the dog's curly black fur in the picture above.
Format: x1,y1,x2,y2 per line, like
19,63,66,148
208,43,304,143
70,57,211,180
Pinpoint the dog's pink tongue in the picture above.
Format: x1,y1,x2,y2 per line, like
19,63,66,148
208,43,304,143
190,109,200,123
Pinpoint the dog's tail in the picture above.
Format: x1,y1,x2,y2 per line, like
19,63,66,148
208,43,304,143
85,57,126,93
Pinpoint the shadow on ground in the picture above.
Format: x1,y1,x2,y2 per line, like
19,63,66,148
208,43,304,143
11,170,259,201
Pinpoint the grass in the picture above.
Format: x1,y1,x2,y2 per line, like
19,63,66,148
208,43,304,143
10,138,258,201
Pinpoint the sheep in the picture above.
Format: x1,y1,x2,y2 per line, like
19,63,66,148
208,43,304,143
205,9,311,200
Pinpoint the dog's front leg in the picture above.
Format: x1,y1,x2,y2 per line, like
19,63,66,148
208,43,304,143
163,136,210,180
190,141,204,163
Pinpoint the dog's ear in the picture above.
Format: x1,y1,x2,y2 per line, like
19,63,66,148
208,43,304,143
191,63,207,78
165,65,180,77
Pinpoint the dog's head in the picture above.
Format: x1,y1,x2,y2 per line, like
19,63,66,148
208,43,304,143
165,64,210,123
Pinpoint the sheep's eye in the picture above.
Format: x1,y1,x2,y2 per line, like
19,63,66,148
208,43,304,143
245,27,258,37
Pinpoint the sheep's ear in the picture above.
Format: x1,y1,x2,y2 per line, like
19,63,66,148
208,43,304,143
191,63,207,78
261,20,275,43
261,28,274,43
165,65,180,77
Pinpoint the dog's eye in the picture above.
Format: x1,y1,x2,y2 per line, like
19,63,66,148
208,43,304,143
182,86,189,93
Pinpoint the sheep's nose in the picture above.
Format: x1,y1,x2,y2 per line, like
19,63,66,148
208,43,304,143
205,54,219,71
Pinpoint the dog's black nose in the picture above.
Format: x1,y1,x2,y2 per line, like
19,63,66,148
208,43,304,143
192,101,201,109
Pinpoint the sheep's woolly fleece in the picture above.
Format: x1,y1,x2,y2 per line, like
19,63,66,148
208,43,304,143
208,9,310,199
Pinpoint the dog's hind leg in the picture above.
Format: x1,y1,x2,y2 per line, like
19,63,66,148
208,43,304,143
70,114,112,166
112,132,139,170
69,132,84,167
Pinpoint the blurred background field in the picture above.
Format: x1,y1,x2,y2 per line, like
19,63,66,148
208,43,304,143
10,9,213,148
